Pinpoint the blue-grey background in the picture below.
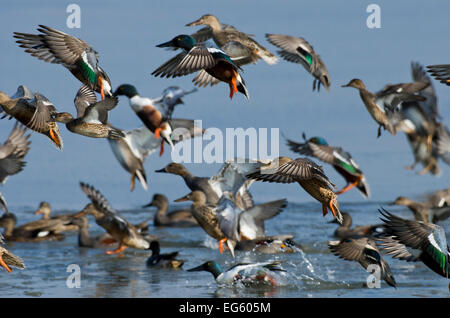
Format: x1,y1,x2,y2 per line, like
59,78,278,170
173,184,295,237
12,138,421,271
1,0,450,298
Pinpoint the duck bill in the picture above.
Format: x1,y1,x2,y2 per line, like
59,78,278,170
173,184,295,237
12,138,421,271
174,194,190,202
186,19,203,27
74,210,88,218
186,264,204,272
328,218,340,224
34,209,42,215
341,83,350,88
154,167,167,173
142,201,154,208
156,40,174,48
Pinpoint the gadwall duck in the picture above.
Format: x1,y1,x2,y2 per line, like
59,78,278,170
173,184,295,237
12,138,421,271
77,182,151,254
71,214,116,248
330,212,383,239
187,260,284,287
146,241,184,269
186,14,277,88
152,35,249,100
391,195,450,223
14,25,112,100
378,208,449,278
0,234,25,273
143,194,198,227
266,33,330,91
246,156,343,224
187,14,278,66
33,201,79,232
53,85,123,140
286,133,370,198
0,212,66,242
155,159,265,209
328,235,397,288
0,86,63,149
342,78,428,137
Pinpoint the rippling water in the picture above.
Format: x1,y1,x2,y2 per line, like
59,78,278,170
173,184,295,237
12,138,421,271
1,201,448,298
1,0,450,298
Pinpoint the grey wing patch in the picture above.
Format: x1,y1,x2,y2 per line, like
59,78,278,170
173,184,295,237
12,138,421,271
192,69,221,87
74,85,97,118
266,34,313,64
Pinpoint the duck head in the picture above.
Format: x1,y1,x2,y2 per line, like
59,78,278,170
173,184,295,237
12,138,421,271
186,14,220,29
155,162,189,176
156,35,196,51
34,201,51,219
113,84,139,98
187,260,223,279
52,112,74,124
174,191,206,204
143,194,168,209
342,79,366,90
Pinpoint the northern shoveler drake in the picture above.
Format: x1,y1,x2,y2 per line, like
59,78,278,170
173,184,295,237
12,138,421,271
0,234,25,273
0,86,63,149
246,156,343,224
71,215,116,248
186,14,277,88
146,240,184,269
187,260,285,286
0,121,31,214
330,212,383,239
378,208,449,279
14,25,112,100
53,85,123,140
215,192,287,257
143,194,198,227
286,133,370,198
113,84,177,156
391,195,450,224
266,34,330,92
328,235,397,288
427,64,450,87
152,34,249,100
33,201,79,232
76,182,151,254
342,78,428,138
0,212,66,242
155,159,266,210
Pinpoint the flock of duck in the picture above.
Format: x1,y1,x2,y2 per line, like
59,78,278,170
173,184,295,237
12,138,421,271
0,14,450,290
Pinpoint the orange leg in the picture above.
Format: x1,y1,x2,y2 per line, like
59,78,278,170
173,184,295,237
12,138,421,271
130,172,135,192
100,238,116,245
219,238,227,254
322,203,328,217
335,181,359,195
154,128,162,139
100,82,105,101
0,255,12,273
229,83,235,99
105,245,127,255
328,199,338,220
159,141,164,156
